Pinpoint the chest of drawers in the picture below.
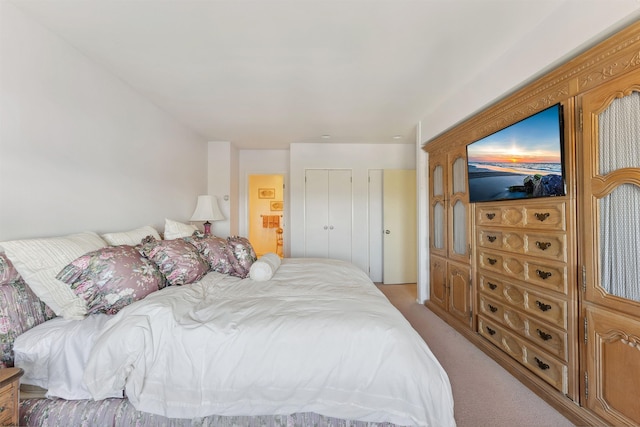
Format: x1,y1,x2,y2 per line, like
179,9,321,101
475,200,573,394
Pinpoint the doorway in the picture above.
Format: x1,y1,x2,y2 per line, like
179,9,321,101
248,174,284,257
368,169,417,284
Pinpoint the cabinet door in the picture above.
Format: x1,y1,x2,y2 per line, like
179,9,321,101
580,74,640,314
448,261,471,327
429,256,447,311
585,306,640,426
448,147,470,264
429,154,447,257
579,72,640,422
328,169,352,262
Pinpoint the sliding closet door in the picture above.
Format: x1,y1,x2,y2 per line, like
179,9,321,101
580,72,640,426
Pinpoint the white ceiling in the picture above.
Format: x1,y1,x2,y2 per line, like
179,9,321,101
10,0,640,149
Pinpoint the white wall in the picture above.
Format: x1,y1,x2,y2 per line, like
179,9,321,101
289,143,415,274
207,141,238,238
419,5,640,145
0,2,207,241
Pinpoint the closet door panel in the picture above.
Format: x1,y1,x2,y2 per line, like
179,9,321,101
304,169,352,262
328,169,352,262
304,169,329,258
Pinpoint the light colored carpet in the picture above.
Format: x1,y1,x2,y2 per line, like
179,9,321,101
377,284,576,427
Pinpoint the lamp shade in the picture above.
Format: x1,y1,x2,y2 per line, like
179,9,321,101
190,195,224,222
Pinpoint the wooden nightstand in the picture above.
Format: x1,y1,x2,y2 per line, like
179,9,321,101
0,368,23,427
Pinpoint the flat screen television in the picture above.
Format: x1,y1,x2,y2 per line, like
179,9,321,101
466,103,565,203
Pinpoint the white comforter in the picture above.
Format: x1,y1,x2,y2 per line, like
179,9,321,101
83,258,455,426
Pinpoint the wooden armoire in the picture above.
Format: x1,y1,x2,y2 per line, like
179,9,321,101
424,21,640,426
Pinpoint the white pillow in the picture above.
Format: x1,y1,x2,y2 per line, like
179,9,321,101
101,225,160,246
249,252,281,281
0,232,107,319
164,218,197,240
13,314,118,400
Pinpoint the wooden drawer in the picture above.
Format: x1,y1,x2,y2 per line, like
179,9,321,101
479,295,567,360
479,294,505,322
478,249,567,294
0,382,17,426
478,316,567,393
477,228,567,262
476,201,566,231
478,273,567,329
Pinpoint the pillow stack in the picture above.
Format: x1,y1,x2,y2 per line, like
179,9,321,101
0,223,262,320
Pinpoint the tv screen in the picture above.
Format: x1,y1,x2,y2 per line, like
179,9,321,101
466,103,565,203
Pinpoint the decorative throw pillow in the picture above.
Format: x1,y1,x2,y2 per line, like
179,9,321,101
163,219,198,240
226,236,258,279
56,245,166,315
0,251,20,286
186,232,239,275
138,236,208,286
0,232,107,319
101,225,161,246
0,277,56,368
249,253,282,281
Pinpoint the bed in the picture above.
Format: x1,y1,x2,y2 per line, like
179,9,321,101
0,227,455,427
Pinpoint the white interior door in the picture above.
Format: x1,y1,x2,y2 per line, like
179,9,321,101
304,169,329,258
328,169,352,262
383,169,417,284
368,169,383,282
304,169,352,262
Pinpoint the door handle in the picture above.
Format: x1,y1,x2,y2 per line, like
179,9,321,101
385,230,391,234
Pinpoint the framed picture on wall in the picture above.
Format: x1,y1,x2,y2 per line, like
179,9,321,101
258,188,275,199
270,201,283,211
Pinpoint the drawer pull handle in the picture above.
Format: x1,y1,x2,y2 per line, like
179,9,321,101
537,329,553,341
486,326,496,336
487,258,497,265
487,235,497,242
535,300,552,312
488,304,498,313
486,213,496,220
536,269,552,280
534,212,550,222
536,241,551,250
0,406,4,413
488,282,497,290
534,357,550,370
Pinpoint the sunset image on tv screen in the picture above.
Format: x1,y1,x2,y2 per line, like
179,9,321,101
466,104,565,203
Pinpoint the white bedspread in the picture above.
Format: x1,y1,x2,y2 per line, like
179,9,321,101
84,258,455,426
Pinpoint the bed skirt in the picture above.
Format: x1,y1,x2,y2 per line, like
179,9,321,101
20,398,406,427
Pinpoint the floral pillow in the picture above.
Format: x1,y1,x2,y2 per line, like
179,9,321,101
1,253,56,368
226,236,258,279
0,251,20,286
138,236,209,286
56,245,166,315
186,232,239,275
